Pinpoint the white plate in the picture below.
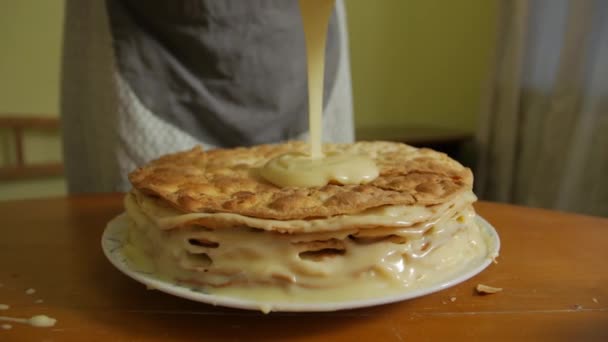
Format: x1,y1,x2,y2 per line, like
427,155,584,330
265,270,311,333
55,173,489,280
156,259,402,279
102,213,500,312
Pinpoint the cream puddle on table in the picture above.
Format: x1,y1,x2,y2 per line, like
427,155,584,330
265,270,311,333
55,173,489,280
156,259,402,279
0,315,56,328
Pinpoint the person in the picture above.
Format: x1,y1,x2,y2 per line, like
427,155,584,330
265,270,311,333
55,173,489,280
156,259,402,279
60,0,354,193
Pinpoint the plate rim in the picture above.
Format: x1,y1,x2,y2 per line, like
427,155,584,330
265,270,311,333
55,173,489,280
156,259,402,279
101,213,500,312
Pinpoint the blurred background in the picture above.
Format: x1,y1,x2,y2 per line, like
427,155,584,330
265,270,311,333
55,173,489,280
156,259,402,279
0,0,496,200
1,0,606,217
0,1,65,200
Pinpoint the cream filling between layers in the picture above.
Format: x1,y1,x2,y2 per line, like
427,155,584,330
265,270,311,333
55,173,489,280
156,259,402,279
130,189,478,234
122,191,491,303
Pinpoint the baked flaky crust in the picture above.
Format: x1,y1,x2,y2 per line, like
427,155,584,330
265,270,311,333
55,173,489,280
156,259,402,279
128,141,473,220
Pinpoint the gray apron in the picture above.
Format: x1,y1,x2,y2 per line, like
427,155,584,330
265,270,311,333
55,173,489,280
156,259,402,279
106,0,340,146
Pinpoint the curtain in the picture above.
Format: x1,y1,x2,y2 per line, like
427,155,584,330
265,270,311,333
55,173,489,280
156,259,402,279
476,0,608,216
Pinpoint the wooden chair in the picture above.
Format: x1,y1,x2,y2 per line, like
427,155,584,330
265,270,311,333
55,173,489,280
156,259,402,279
0,116,64,181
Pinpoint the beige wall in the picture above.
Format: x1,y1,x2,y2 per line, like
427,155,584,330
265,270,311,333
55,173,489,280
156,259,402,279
0,0,497,200
346,0,497,132
0,0,66,200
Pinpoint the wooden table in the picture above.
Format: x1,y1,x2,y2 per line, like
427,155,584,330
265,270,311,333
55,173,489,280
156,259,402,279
1,194,607,341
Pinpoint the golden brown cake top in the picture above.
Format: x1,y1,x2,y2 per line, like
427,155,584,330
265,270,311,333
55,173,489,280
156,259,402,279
128,141,473,220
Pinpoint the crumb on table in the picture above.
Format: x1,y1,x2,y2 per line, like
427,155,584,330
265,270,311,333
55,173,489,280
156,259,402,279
476,284,503,294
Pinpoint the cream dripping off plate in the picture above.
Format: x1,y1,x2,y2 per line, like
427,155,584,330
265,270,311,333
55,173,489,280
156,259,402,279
101,213,500,313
